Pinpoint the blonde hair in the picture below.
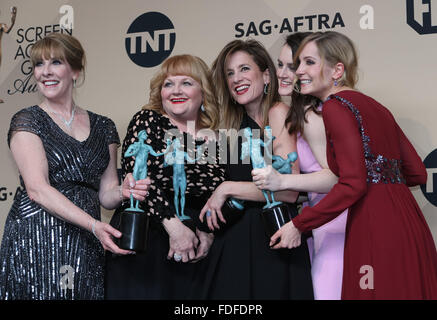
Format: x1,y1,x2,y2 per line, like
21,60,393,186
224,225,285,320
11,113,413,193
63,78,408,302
144,54,219,130
211,39,281,131
30,32,86,84
294,31,358,88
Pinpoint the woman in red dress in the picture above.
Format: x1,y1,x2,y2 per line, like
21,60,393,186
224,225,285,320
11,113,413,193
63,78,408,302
252,31,437,299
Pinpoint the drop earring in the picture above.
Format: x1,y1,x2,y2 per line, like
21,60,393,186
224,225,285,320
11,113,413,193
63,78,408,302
334,79,338,87
264,83,268,94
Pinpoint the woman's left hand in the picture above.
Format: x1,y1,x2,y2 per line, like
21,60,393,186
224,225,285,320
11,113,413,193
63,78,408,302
269,220,302,249
163,217,199,263
191,229,214,263
93,220,134,255
121,173,151,201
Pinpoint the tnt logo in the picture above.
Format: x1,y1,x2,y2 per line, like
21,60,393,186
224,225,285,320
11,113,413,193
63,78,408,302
421,149,437,206
125,12,176,68
406,0,437,34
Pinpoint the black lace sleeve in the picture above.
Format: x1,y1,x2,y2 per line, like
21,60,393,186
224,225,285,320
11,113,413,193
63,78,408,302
120,109,172,220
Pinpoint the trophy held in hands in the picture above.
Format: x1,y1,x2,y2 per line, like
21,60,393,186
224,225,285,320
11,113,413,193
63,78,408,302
261,151,298,238
242,126,298,239
118,130,169,252
163,137,204,232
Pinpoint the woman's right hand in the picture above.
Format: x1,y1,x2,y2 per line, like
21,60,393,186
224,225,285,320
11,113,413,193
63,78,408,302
122,173,151,202
92,220,134,255
251,165,284,192
163,217,199,263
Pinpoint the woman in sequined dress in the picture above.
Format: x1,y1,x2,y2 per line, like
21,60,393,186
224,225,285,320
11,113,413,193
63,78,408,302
253,31,437,299
0,33,149,300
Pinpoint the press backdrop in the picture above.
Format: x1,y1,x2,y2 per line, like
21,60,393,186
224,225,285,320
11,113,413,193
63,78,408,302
0,0,436,245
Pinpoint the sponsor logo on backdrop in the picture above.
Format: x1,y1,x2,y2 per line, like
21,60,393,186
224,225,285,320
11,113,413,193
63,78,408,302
407,0,437,34
421,149,437,207
7,6,74,97
234,12,345,38
125,12,176,68
0,186,22,201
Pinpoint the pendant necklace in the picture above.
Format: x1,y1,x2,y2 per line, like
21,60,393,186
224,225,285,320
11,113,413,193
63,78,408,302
46,103,77,129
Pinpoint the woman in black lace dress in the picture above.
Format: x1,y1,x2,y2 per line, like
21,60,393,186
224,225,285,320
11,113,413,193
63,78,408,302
0,33,148,300
105,55,225,299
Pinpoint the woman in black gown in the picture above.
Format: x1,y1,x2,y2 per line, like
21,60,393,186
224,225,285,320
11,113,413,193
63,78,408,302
0,33,148,300
105,54,225,299
199,39,314,299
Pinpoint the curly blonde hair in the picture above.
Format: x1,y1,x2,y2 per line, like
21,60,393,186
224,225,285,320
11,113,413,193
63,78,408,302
144,54,219,130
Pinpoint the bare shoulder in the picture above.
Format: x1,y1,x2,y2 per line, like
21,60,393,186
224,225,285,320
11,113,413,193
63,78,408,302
270,101,290,113
303,109,325,142
269,102,290,118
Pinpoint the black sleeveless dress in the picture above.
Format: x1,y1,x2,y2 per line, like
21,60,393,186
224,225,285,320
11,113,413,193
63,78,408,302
0,105,120,300
200,113,314,299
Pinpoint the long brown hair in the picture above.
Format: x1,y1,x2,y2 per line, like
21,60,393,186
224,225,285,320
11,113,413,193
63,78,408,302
211,39,282,130
282,32,321,135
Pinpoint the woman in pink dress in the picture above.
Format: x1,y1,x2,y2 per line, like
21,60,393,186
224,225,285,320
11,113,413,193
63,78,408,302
254,31,437,299
259,32,348,299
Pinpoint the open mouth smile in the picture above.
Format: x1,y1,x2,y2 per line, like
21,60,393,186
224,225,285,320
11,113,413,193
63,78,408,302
170,98,189,104
235,85,249,95
42,80,60,87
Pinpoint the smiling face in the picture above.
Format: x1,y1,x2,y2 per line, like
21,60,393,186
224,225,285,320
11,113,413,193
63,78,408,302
295,41,337,101
225,50,269,110
33,55,78,102
276,44,296,96
161,74,203,122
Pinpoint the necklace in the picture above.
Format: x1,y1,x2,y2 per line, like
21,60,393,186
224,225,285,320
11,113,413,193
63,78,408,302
45,103,77,128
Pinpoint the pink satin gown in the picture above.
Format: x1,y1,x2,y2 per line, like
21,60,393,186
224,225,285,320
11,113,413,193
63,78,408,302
297,132,348,300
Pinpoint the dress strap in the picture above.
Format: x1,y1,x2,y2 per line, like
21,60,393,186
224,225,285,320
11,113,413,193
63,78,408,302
326,94,405,185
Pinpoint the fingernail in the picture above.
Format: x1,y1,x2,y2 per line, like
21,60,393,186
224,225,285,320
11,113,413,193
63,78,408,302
130,182,135,188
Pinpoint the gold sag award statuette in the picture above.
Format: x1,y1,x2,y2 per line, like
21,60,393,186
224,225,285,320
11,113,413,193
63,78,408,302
0,6,17,103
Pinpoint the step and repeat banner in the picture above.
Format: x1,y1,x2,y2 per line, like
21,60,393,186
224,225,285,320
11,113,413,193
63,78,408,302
0,0,436,244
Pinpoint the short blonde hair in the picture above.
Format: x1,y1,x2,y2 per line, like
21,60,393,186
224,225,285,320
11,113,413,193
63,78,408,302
144,54,219,130
294,31,358,88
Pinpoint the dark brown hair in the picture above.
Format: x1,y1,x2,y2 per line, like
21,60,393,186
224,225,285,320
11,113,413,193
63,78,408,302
282,32,321,135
